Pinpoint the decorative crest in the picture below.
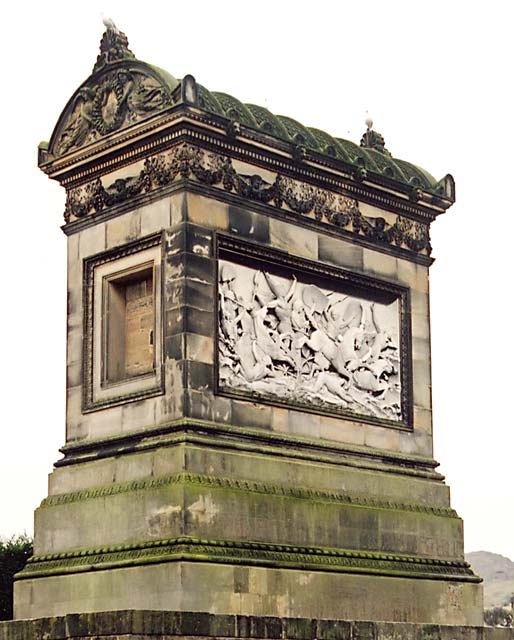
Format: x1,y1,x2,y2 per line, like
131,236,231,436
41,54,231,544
49,20,177,157
93,17,136,74
360,116,391,157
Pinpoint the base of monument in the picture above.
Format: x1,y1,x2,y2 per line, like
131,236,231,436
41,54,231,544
13,559,483,625
1,610,512,640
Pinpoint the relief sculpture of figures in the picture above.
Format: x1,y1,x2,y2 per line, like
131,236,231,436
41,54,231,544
218,260,402,421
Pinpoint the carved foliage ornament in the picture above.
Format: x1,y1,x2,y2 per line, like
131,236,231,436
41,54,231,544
64,144,431,255
360,128,391,157
93,26,136,73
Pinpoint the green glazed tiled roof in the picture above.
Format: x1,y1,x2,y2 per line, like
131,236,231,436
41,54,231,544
195,84,451,198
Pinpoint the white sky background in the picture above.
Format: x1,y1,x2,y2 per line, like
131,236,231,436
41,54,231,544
1,0,512,560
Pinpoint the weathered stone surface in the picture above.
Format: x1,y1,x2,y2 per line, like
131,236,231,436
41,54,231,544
77,222,106,259
318,235,364,272
269,218,318,259
32,468,464,558
61,203,436,455
228,206,269,245
363,247,398,279
186,333,214,365
5,608,507,640
106,209,141,248
187,194,229,230
140,198,172,236
29,26,479,629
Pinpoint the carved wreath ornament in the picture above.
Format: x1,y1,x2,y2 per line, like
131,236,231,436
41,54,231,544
64,144,431,256
55,69,173,155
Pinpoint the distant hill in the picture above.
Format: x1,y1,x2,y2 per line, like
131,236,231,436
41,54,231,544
466,551,514,609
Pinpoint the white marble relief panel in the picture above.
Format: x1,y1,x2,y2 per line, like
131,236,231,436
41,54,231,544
218,259,402,422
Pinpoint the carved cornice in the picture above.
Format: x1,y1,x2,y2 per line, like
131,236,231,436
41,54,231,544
64,143,431,257
40,471,457,518
57,418,443,480
47,115,448,224
18,535,478,582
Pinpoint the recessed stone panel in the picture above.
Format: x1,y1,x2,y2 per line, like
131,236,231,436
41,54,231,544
216,236,412,428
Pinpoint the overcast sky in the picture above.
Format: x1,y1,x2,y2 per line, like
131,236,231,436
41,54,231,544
1,1,512,561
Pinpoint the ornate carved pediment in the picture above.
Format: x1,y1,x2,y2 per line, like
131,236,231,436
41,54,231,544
48,27,179,159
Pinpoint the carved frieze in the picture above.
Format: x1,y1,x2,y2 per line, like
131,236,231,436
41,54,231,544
64,144,431,257
216,241,412,426
219,260,401,422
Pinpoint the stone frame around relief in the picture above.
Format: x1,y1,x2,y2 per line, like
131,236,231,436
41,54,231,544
215,234,413,430
82,232,165,412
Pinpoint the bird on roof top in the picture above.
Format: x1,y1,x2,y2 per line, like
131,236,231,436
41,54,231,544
101,13,119,33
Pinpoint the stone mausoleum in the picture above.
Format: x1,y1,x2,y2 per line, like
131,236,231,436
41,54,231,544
3,23,512,640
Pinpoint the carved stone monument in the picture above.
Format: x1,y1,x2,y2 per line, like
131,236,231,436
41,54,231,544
9,24,493,633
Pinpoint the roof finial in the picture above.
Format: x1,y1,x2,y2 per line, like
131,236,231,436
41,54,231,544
360,113,391,157
93,16,136,74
